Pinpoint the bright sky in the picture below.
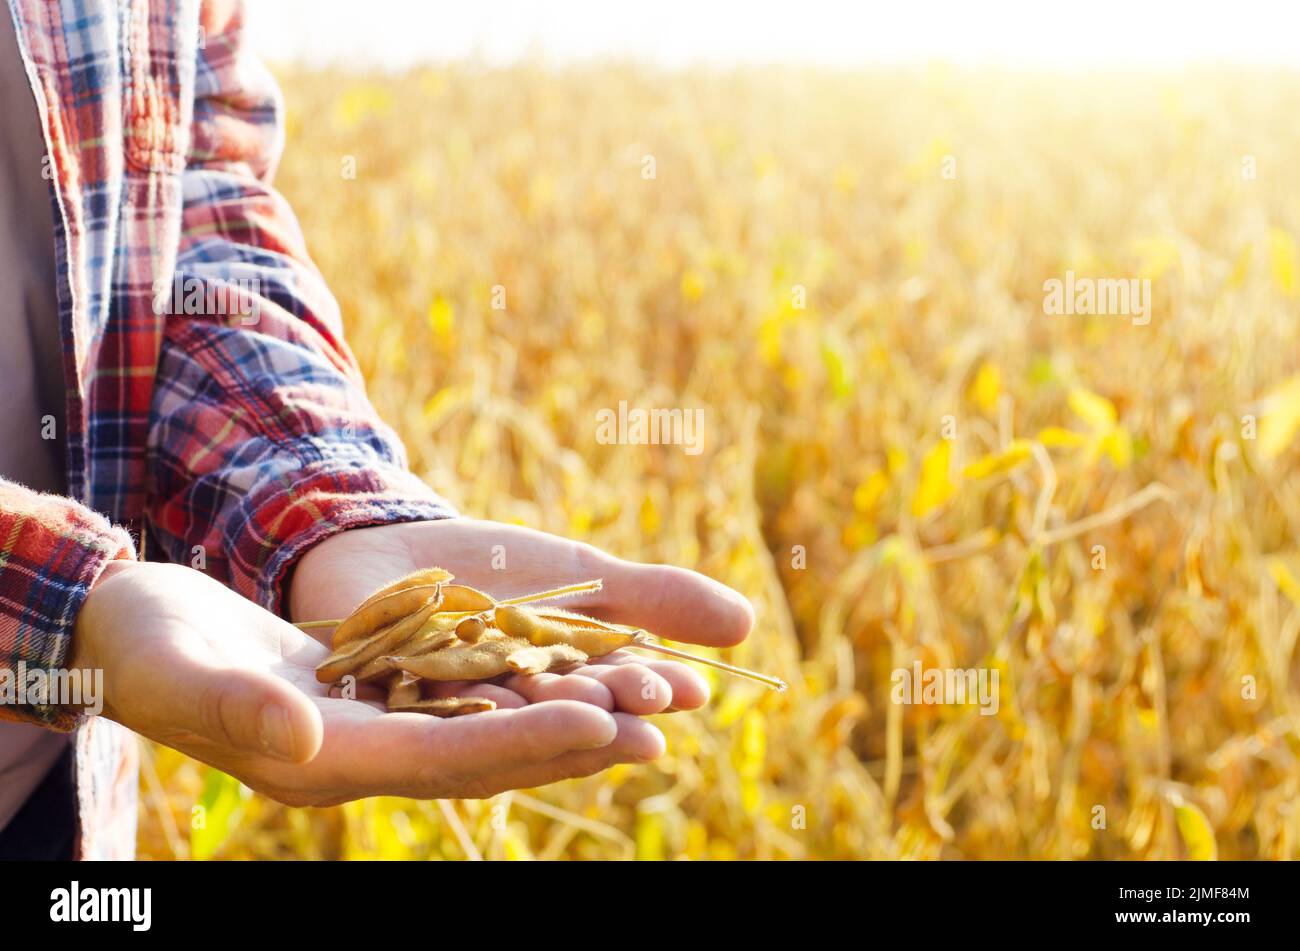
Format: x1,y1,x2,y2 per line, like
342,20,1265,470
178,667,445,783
246,0,1300,69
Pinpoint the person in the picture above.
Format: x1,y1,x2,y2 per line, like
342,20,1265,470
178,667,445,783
0,0,753,860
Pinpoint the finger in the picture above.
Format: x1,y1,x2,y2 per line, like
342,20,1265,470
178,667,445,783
424,680,529,710
328,681,387,703
497,671,616,711
596,653,710,710
567,662,673,715
140,658,324,765
327,700,620,795
573,552,754,648
446,713,666,797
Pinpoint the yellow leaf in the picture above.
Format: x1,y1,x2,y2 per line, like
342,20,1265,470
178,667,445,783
428,296,456,342
1068,387,1118,432
1268,227,1299,297
853,471,889,513
684,820,709,860
737,710,766,813
1136,706,1159,732
334,84,395,128
1172,798,1218,861
1267,557,1300,607
912,441,956,518
962,439,1034,480
1037,426,1089,449
680,268,705,302
635,811,665,861
821,334,855,399
758,315,783,366
1100,427,1133,468
968,362,1002,414
421,385,464,425
639,493,661,535
1258,374,1300,459
841,518,876,550
714,689,749,729
1130,235,1181,281
503,829,534,861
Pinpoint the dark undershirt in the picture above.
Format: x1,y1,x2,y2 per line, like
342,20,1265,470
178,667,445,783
0,6,76,853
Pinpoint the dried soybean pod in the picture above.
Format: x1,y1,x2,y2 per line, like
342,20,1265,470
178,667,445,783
332,585,443,647
505,643,589,675
353,619,458,681
316,600,440,683
437,584,497,614
388,697,497,717
316,620,411,683
517,606,634,632
385,633,528,681
353,567,454,613
455,615,487,643
495,605,637,659
387,673,423,708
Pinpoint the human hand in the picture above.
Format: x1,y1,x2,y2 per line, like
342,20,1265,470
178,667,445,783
289,517,755,721
72,560,682,805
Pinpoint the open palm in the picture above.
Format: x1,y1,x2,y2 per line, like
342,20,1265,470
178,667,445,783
73,519,753,806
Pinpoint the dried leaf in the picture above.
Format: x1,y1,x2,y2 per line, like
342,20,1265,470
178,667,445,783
912,441,955,518
962,439,1033,480
1172,797,1218,861
1068,387,1118,432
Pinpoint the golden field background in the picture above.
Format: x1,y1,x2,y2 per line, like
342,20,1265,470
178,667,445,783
139,63,1300,860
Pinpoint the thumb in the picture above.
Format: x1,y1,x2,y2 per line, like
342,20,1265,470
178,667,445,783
580,556,756,648
157,661,324,764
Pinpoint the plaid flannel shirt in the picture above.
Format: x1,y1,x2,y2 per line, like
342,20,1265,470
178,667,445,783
0,0,455,859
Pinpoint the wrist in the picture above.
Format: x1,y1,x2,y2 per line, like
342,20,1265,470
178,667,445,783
284,529,348,623
69,558,136,673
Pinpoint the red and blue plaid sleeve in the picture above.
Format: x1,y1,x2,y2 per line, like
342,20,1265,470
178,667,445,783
146,1,455,616
0,481,135,731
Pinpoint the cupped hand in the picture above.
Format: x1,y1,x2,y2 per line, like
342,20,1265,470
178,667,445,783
72,560,675,806
288,517,756,719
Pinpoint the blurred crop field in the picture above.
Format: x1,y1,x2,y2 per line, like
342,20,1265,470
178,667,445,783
138,63,1300,860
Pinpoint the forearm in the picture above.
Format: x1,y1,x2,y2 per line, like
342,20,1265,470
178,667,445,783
146,0,457,613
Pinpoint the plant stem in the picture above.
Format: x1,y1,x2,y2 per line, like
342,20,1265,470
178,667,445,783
295,618,339,630
497,579,603,606
632,636,788,691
